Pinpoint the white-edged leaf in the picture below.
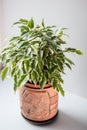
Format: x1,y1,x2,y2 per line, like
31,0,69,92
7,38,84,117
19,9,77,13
18,74,28,87
28,18,34,28
1,66,8,80
31,69,39,84
65,57,74,65
65,63,71,70
40,75,46,89
58,84,65,96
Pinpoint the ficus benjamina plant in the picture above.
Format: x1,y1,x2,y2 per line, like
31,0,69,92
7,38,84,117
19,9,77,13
0,18,83,96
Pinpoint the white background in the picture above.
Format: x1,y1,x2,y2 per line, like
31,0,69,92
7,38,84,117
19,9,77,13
0,0,87,98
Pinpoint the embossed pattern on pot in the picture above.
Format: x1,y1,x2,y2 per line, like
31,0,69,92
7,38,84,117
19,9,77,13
19,84,58,121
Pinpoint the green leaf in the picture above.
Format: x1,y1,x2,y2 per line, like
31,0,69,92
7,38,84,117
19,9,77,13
31,69,38,84
10,52,17,57
52,78,65,96
57,38,66,44
11,67,16,76
57,75,64,83
37,50,43,70
19,26,29,32
28,18,34,28
13,74,18,91
1,66,8,80
65,57,74,65
6,59,11,63
50,41,57,50
19,41,29,48
18,74,28,87
42,19,45,27
43,34,57,50
40,75,46,89
46,26,56,29
65,63,72,70
75,50,83,55
9,36,20,42
19,19,28,24
13,21,21,25
58,84,65,96
24,60,29,72
21,61,26,73
57,28,68,38
2,47,11,53
31,60,36,68
43,34,51,40
60,28,68,30
52,78,58,89
0,53,6,61
13,18,28,25
44,69,51,80
64,48,76,53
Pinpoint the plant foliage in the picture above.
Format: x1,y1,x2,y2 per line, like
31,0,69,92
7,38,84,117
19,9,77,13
0,18,83,96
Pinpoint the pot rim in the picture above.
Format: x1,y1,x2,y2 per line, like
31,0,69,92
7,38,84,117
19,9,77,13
25,82,52,89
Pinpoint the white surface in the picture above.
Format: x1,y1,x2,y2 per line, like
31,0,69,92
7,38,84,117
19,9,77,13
0,0,87,98
0,78,87,130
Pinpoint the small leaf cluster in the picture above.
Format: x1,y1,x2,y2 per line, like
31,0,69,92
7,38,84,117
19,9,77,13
0,18,83,96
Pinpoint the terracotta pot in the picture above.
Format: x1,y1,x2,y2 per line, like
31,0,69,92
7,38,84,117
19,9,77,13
19,83,58,123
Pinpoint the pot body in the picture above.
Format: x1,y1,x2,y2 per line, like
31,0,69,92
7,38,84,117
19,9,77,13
19,83,58,122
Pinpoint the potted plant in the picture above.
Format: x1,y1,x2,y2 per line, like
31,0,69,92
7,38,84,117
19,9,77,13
0,18,83,124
